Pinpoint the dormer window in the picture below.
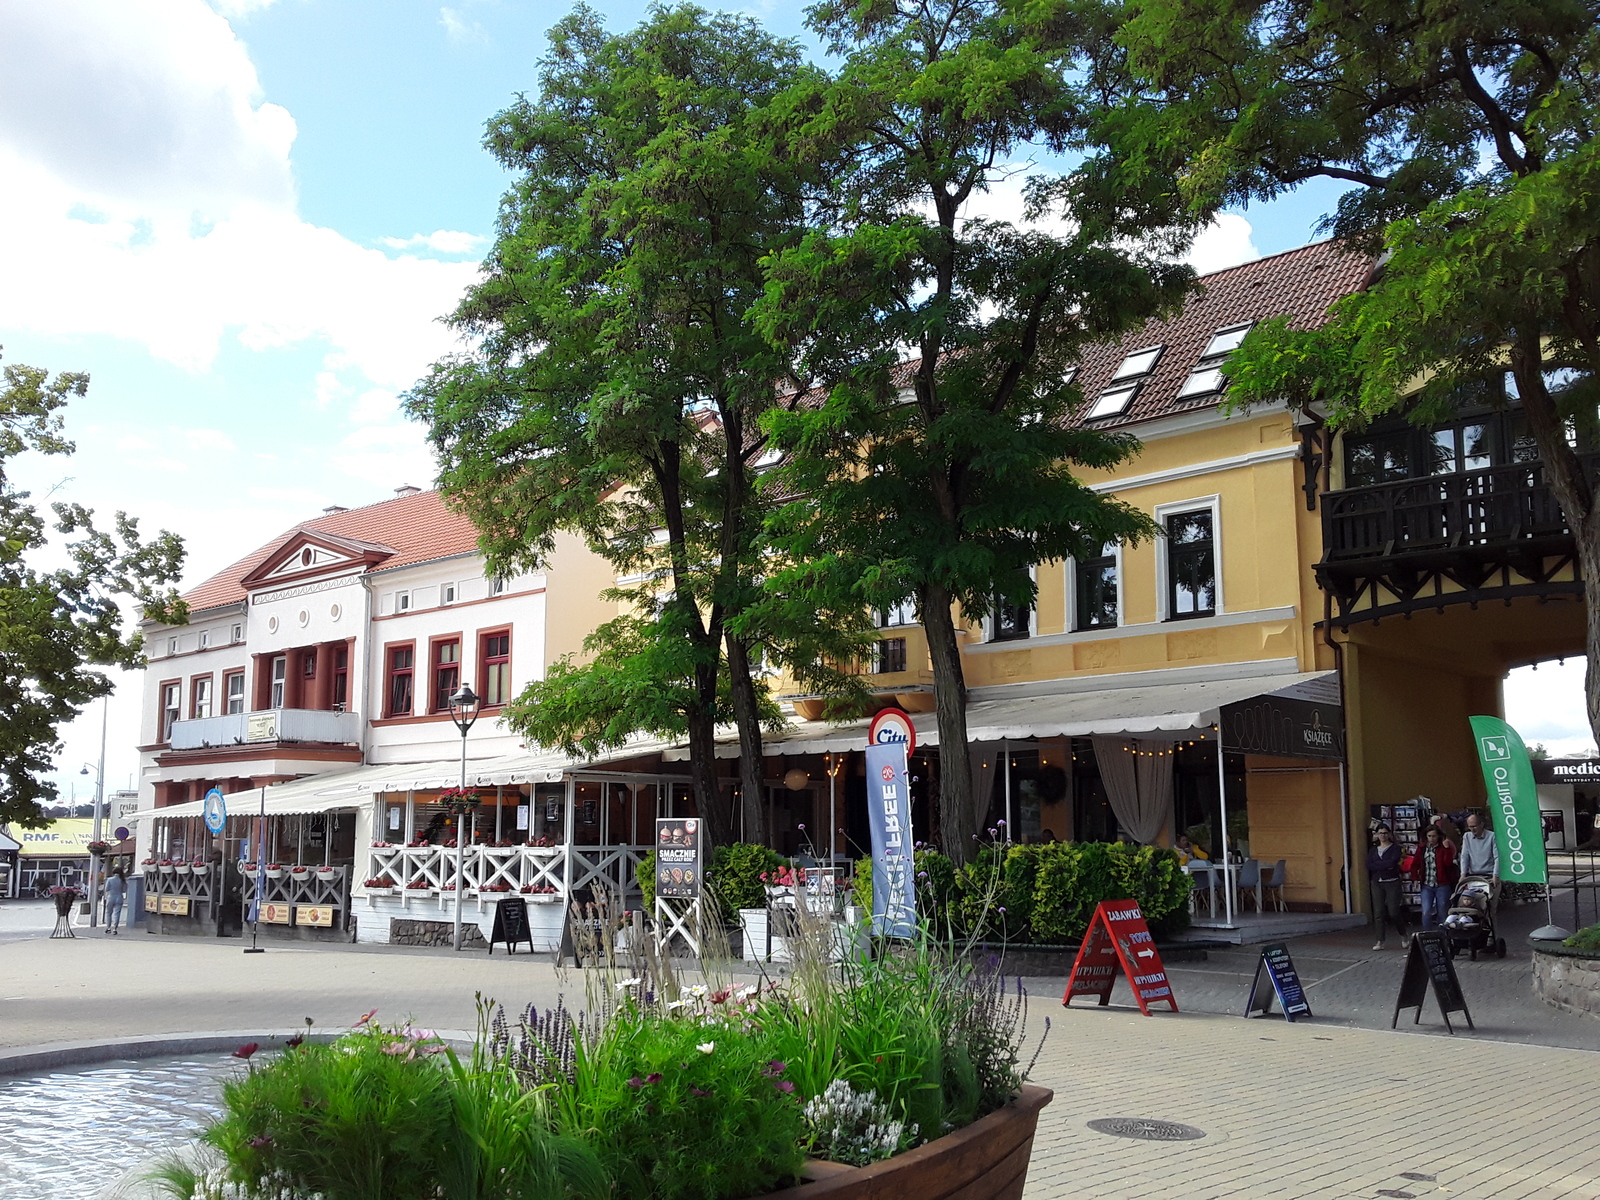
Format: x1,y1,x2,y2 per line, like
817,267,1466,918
1087,383,1140,420
1176,323,1254,400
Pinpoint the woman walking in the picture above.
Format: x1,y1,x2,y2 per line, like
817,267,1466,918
1408,826,1458,930
103,866,126,935
1367,824,1408,950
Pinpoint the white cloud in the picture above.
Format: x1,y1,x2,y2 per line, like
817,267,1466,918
1504,660,1597,758
439,7,488,44
1184,213,1261,275
210,0,278,15
181,428,236,453
381,229,489,255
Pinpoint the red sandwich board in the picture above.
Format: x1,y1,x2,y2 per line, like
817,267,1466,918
1062,900,1178,1015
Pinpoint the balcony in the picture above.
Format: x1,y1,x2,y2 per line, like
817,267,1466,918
1317,454,1591,624
169,708,362,750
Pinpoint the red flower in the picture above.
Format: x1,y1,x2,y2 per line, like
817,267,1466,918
355,1008,378,1026
232,1042,259,1060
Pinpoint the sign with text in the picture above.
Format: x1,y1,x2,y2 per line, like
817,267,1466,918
489,896,532,955
864,740,916,938
158,895,191,916
260,902,292,925
1469,716,1548,884
1393,931,1473,1033
1246,943,1312,1021
144,893,158,913
868,707,918,757
294,905,334,927
1063,901,1178,1015
654,818,701,899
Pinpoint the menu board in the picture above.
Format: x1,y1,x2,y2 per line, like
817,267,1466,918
1393,931,1474,1033
1246,943,1312,1021
489,896,532,955
655,818,701,900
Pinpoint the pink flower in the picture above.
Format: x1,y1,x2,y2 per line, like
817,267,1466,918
355,1008,378,1026
775,1080,796,1094
231,1042,259,1060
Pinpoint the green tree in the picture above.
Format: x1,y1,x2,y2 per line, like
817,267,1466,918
407,4,857,848
755,0,1193,862
0,355,185,828
1077,0,1600,744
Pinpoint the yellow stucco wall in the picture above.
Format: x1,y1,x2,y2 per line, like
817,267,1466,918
540,529,623,669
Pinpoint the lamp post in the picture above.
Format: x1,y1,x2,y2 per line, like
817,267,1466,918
82,700,108,929
448,683,481,951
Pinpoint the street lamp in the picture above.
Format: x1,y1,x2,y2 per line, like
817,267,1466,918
81,699,108,929
448,683,481,952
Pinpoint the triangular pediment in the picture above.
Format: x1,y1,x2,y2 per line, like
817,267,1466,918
239,530,396,591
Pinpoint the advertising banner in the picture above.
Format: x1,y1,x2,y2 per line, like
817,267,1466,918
1468,716,1548,885
16,819,97,857
864,740,916,938
654,818,701,899
1062,900,1178,1015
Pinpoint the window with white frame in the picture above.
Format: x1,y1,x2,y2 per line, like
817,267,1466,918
198,631,209,650
270,655,287,708
230,623,243,643
225,671,245,715
877,598,917,628
1175,323,1254,400
161,683,181,740
395,591,412,613
192,676,213,719
489,576,507,597
442,582,457,605
167,637,178,656
1165,509,1217,619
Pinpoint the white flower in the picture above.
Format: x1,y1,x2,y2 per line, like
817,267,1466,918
616,977,642,991
697,1041,715,1054
666,1000,687,1010
687,984,708,998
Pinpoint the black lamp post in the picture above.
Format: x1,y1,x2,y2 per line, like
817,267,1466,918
448,684,481,950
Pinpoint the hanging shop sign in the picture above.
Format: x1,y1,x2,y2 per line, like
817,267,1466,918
1469,716,1549,885
489,896,532,955
1063,900,1178,1016
655,818,701,899
1220,695,1344,761
295,906,335,927
158,895,191,916
17,819,98,857
864,739,916,938
1392,930,1473,1034
203,788,227,835
1245,943,1312,1021
868,707,917,757
260,902,292,925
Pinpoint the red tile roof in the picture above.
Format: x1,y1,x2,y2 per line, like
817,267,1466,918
182,489,482,612
1067,238,1375,429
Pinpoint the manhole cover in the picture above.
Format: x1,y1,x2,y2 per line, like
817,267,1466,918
1087,1117,1205,1141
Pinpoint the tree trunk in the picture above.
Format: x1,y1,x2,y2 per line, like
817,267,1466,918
724,634,769,847
921,582,975,864
685,690,733,850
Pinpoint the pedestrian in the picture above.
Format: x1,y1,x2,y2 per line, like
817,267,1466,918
1406,825,1458,930
1459,811,1501,921
1367,823,1407,950
104,866,126,935
1432,811,1462,853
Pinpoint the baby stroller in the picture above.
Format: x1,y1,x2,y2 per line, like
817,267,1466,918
1441,875,1507,960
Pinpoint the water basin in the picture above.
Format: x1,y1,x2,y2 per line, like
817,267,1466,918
0,1054,236,1200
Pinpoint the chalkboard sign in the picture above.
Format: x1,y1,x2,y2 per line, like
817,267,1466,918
488,897,532,955
1245,942,1312,1021
1392,931,1473,1033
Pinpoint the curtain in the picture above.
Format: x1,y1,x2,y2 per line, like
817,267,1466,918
1090,736,1173,846
968,743,1001,836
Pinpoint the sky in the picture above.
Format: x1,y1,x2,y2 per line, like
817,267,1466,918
0,0,1588,809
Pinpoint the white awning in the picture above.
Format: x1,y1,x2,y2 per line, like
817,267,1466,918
669,669,1339,757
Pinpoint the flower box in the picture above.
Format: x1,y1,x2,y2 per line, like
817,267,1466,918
316,867,338,879
173,863,191,876
190,863,210,876
765,1085,1052,1200
526,845,562,858
264,866,284,881
405,880,434,892
526,893,559,904
158,862,175,875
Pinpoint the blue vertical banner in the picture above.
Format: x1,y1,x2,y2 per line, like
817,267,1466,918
864,741,917,937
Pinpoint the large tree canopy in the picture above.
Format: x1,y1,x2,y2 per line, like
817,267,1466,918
755,0,1197,862
0,355,186,828
406,4,861,848
1070,0,1600,740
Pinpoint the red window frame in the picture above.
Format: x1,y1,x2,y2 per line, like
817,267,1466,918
478,628,511,708
385,641,416,718
159,678,182,742
223,669,246,715
429,634,462,714
331,643,350,711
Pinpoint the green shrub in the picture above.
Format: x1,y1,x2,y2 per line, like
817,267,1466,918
1565,923,1600,952
562,1010,805,1200
850,857,872,912
1029,843,1191,942
706,843,785,914
954,844,1039,941
204,1022,604,1200
638,849,658,910
913,848,960,936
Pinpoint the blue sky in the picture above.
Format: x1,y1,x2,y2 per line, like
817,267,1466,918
0,0,1582,802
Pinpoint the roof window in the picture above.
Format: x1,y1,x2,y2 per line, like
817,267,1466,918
1176,323,1254,399
1109,346,1164,382
1087,383,1140,420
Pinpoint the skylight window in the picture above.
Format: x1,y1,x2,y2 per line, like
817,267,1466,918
1176,323,1254,399
1110,346,1164,382
1088,383,1139,419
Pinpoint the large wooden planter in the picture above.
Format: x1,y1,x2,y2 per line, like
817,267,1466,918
766,1084,1052,1200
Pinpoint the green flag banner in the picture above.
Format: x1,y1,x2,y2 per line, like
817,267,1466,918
1468,716,1548,885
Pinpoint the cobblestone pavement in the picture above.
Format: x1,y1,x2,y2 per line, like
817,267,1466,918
4,899,1599,1199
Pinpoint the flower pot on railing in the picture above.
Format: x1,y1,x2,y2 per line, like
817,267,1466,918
362,878,395,894
190,862,209,877
316,867,338,880
173,863,190,876
158,861,175,875
520,885,560,902
264,865,284,881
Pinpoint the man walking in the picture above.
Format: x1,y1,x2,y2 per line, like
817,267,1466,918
1460,812,1500,920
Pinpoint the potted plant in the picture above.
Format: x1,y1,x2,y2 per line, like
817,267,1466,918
87,839,111,857
520,884,560,902
141,857,157,873
362,877,395,894
405,879,432,891
264,863,284,880
316,864,339,880
173,860,191,876
371,840,394,849
438,787,483,816
528,833,561,856
190,859,209,876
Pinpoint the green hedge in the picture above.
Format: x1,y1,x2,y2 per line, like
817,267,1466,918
935,841,1190,943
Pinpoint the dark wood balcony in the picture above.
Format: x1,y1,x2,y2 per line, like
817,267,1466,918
1317,455,1592,624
